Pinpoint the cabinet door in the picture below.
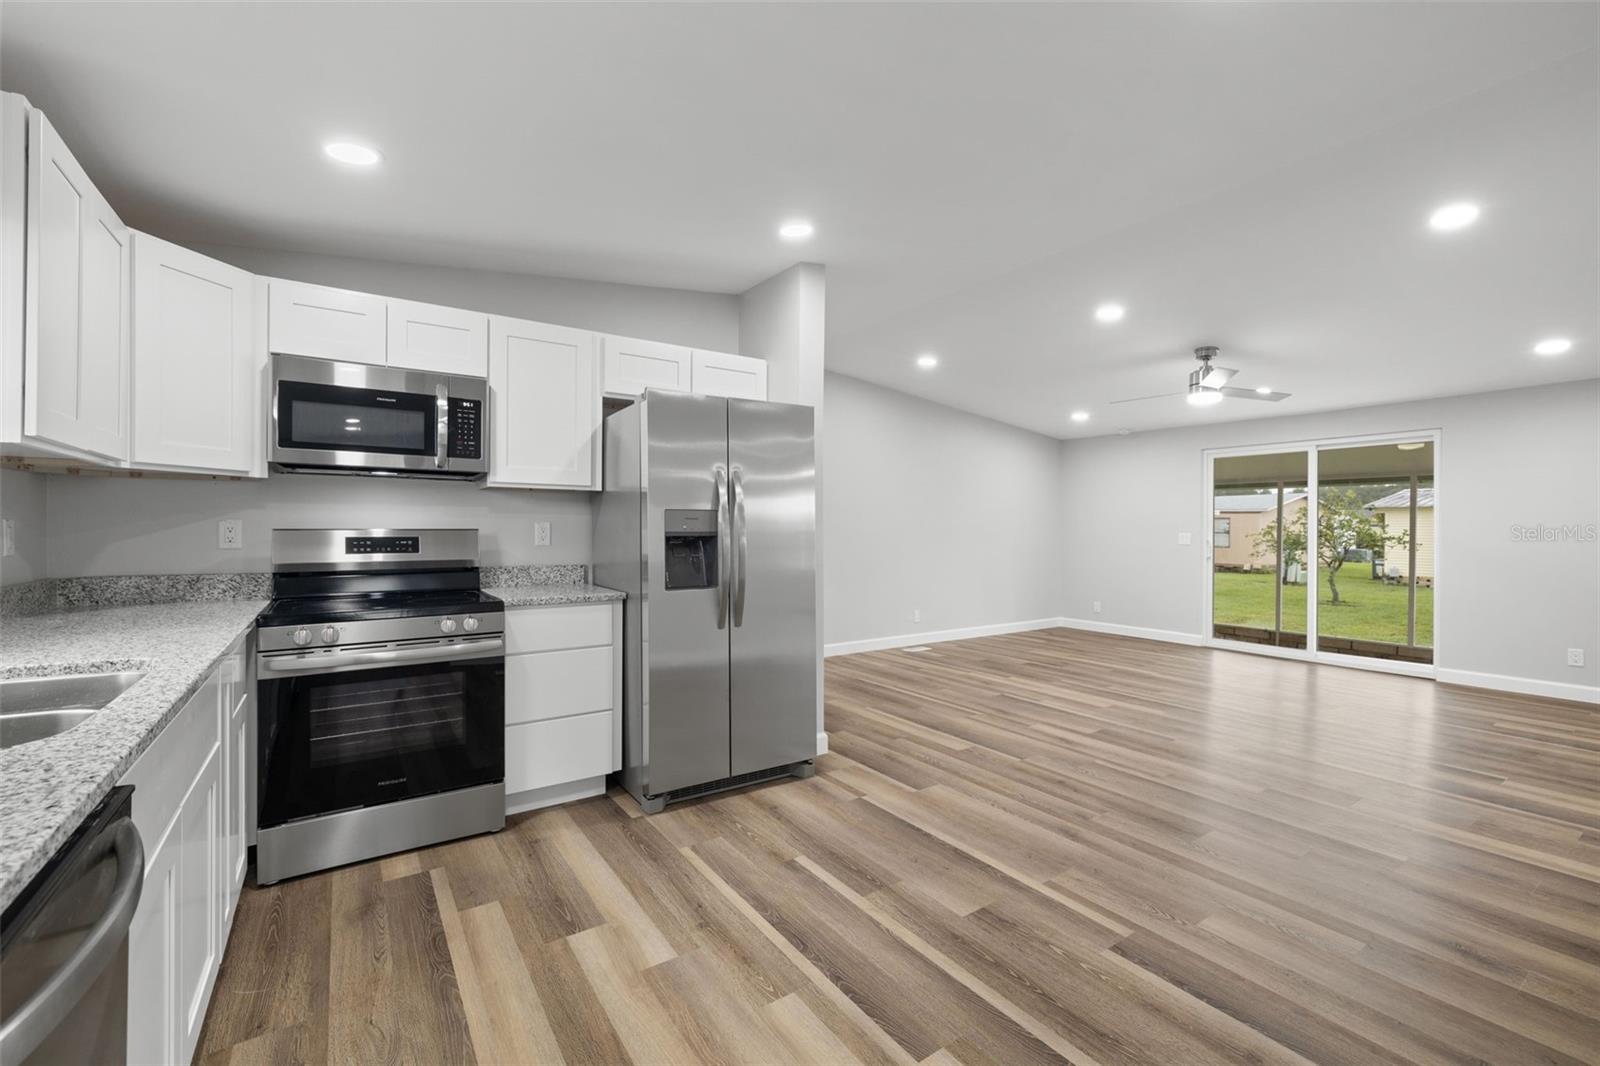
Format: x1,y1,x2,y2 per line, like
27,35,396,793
24,107,130,461
387,297,488,376
177,745,221,1066
126,822,178,1066
601,334,691,397
692,350,768,400
487,316,599,489
131,233,256,472
267,279,385,365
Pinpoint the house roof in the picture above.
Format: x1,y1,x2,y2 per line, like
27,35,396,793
1367,487,1436,509
1214,492,1307,513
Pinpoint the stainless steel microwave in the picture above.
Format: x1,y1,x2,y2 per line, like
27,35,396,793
270,353,488,479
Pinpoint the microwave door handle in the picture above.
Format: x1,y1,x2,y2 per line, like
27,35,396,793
714,465,730,630
435,385,449,469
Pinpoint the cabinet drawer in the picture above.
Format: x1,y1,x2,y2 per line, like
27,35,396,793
505,645,612,725
504,603,613,653
267,279,386,365
121,668,221,853
505,711,612,793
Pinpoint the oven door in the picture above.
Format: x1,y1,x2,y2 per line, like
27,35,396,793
271,353,451,475
257,641,504,829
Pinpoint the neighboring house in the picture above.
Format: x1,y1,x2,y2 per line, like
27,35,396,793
1212,492,1307,570
1366,486,1435,579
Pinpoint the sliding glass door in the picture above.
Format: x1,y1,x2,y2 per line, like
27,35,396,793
1210,451,1308,648
1206,435,1437,670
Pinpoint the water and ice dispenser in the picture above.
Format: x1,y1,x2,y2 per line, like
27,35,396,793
663,509,719,590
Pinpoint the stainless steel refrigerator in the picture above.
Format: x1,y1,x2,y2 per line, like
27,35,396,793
595,390,817,813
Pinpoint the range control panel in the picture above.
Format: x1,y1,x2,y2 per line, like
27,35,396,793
344,535,421,555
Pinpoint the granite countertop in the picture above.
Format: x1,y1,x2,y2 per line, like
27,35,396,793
0,599,267,910
486,583,626,608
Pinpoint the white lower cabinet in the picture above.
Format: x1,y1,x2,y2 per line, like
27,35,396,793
123,633,251,1066
503,601,622,810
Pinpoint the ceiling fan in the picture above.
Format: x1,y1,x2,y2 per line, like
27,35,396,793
1109,346,1290,408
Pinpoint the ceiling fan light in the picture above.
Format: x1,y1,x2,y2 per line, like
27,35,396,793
1186,388,1224,407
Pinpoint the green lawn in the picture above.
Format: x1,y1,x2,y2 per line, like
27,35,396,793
1213,565,1433,646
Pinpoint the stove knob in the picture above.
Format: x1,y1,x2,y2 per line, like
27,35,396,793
292,627,312,647
462,616,479,633
321,625,340,645
440,617,458,634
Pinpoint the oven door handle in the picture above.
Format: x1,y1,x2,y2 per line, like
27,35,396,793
260,637,504,675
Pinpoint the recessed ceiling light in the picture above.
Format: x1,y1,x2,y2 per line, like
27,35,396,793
779,220,815,240
1070,410,1090,423
1532,337,1572,356
324,141,382,166
916,353,938,369
1186,389,1224,407
1094,302,1126,324
1396,442,1426,451
1254,386,1272,395
1428,201,1479,232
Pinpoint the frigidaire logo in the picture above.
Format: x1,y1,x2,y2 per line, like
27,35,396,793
1510,523,1598,542
377,777,408,787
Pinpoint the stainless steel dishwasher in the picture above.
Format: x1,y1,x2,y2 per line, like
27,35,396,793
0,786,142,1066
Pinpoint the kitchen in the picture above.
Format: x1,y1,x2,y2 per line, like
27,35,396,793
3,5,1598,1066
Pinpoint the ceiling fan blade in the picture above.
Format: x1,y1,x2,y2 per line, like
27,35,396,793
1108,390,1186,405
1218,386,1291,402
1199,366,1237,389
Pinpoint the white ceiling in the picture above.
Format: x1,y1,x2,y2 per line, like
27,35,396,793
3,2,1596,438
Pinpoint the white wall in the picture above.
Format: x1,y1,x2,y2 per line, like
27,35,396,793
0,468,46,585
824,372,1063,652
194,243,741,351
1059,380,1600,698
41,475,591,577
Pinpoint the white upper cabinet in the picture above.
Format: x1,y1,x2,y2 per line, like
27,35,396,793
387,297,488,376
131,233,257,473
488,316,600,490
24,107,131,461
691,349,768,400
267,279,386,366
601,334,692,396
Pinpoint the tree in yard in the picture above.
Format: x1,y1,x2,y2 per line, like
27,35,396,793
1253,488,1408,606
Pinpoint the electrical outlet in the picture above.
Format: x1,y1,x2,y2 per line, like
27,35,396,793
912,608,921,624
1092,600,1102,614
1569,648,1586,668
217,519,242,550
533,521,552,547
1177,531,1192,546
1,519,14,558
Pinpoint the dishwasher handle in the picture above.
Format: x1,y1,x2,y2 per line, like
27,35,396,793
0,818,143,1066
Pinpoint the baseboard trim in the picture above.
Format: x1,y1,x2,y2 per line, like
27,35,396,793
1435,668,1600,705
505,776,607,816
817,731,829,756
1055,617,1204,647
824,617,1064,657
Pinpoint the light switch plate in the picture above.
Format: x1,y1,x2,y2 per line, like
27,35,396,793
533,521,551,547
218,519,243,550
1177,531,1192,546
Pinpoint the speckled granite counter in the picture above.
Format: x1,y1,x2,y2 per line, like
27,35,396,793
486,583,625,608
0,599,266,910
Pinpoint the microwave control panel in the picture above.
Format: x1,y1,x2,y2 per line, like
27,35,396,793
447,397,483,460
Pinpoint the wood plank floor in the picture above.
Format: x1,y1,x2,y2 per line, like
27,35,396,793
198,628,1600,1065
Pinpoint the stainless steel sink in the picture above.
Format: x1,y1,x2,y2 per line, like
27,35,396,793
0,671,145,749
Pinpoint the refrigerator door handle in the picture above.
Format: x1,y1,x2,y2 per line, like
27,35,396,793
715,464,731,629
732,466,749,627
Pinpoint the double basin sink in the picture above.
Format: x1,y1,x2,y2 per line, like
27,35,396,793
0,671,145,749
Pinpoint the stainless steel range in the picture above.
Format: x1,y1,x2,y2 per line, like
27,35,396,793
254,529,505,884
